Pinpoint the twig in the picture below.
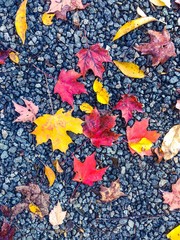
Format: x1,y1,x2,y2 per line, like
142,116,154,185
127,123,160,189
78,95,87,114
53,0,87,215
69,182,81,201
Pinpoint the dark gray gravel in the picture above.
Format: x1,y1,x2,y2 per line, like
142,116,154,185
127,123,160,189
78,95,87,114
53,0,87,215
0,0,180,239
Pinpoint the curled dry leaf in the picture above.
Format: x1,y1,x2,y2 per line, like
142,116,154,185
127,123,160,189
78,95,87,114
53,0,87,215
113,17,156,41
167,225,180,240
136,7,147,17
13,99,39,123
93,78,109,104
163,178,180,211
44,165,56,187
49,201,66,226
42,12,55,25
149,0,171,8
100,179,126,202
53,160,63,173
161,124,180,160
134,27,176,66
0,49,10,64
9,51,19,64
113,61,145,78
15,0,28,44
175,100,180,110
80,102,94,113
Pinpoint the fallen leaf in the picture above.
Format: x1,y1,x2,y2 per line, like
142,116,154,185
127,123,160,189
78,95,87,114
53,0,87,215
114,61,145,78
100,179,126,202
54,69,86,107
0,220,16,240
0,205,12,217
15,0,28,44
11,203,28,220
73,153,108,186
44,165,56,187
161,125,180,160
80,102,94,113
175,0,180,4
167,225,180,240
49,201,66,226
113,17,156,41
13,99,39,123
127,119,160,157
53,160,63,173
134,27,176,66
29,203,43,218
163,178,180,210
42,12,55,25
0,50,10,64
46,0,89,20
76,43,112,79
149,0,171,8
93,78,110,104
9,51,19,64
136,7,147,17
113,94,143,124
152,147,164,163
32,108,83,152
83,108,120,147
175,100,180,110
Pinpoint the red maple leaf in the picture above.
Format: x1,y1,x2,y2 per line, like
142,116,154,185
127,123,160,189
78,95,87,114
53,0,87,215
113,94,143,124
134,27,176,66
54,69,86,106
126,119,160,157
76,43,112,79
0,50,10,65
73,153,108,186
83,108,120,147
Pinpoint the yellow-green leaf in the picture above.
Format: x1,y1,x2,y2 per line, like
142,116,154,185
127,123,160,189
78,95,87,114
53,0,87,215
29,203,43,218
167,225,180,240
15,0,28,44
80,103,94,113
42,12,55,26
113,61,145,78
129,137,153,153
149,0,170,8
9,51,19,64
44,165,56,187
93,78,109,104
113,17,156,41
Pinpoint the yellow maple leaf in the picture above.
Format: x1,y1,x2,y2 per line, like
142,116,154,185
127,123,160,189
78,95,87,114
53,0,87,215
31,109,83,153
15,0,28,44
167,225,180,240
93,78,109,104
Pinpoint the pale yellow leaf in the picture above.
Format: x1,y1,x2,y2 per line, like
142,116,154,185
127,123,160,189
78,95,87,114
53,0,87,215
29,203,43,218
149,0,171,7
9,51,19,64
136,7,147,17
49,201,66,226
44,165,56,187
15,0,28,44
129,137,153,153
113,17,156,41
161,125,180,160
42,12,55,26
113,61,145,78
80,103,93,113
93,78,109,104
167,225,180,240
53,160,63,173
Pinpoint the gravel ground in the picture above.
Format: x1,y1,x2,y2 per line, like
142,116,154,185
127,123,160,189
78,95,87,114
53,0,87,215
0,0,180,239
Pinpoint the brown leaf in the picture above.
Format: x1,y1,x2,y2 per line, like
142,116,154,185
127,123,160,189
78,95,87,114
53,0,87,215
152,147,164,163
49,201,67,226
134,27,176,66
11,203,28,220
100,179,126,202
0,220,16,240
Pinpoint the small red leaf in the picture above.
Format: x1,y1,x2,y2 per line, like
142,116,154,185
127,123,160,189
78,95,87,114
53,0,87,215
0,50,10,65
73,153,108,186
83,108,120,147
76,43,112,79
54,69,86,106
114,94,143,124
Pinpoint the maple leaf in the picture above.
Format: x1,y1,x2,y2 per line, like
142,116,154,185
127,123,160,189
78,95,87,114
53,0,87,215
73,153,108,186
113,94,143,124
47,0,89,20
163,178,180,211
76,43,112,79
0,50,10,64
127,119,160,157
83,108,120,147
49,201,67,226
54,69,86,107
32,109,83,152
100,179,126,202
0,220,16,240
134,27,176,66
13,99,39,123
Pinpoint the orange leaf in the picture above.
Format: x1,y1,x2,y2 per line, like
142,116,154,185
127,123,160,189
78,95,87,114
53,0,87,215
44,165,56,187
53,160,63,173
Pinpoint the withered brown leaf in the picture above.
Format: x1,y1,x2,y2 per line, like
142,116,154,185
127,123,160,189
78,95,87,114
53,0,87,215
134,27,176,66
